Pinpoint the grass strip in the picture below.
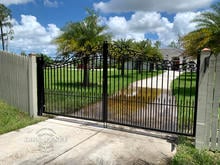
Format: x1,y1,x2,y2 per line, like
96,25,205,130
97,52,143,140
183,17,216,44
171,136,220,165
0,100,46,134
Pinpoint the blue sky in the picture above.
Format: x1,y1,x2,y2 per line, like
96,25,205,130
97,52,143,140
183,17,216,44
0,0,217,56
9,1,96,27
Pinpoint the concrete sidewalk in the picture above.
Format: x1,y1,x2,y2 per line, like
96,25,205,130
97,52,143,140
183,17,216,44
0,117,176,165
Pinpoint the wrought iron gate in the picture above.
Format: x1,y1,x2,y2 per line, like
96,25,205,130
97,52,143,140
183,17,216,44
37,42,199,136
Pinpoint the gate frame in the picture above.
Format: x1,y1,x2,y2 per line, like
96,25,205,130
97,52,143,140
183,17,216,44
36,42,200,137
193,51,201,137
37,56,45,116
102,41,108,123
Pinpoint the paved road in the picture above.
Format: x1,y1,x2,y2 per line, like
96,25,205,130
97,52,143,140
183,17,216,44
0,117,176,165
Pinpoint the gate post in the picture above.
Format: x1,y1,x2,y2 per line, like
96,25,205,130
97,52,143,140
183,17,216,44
102,41,108,122
37,56,45,116
28,54,38,117
195,48,212,149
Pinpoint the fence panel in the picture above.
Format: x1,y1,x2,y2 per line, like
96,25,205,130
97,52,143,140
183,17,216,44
216,55,220,150
0,52,37,116
196,52,220,150
211,55,220,150
206,55,215,149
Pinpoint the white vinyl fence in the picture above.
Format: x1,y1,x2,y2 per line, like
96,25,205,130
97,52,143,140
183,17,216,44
196,50,220,150
0,51,38,117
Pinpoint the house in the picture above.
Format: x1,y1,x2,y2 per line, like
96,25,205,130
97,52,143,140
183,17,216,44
124,60,150,70
124,48,189,71
160,48,184,62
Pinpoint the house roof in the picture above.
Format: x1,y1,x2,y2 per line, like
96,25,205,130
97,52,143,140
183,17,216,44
160,48,184,60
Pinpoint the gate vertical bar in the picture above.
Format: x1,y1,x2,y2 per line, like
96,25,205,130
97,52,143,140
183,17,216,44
193,51,201,136
103,41,108,122
37,56,45,116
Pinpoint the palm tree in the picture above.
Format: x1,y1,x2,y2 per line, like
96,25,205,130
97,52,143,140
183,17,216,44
181,29,211,57
110,39,162,75
133,40,162,72
181,2,220,57
109,39,134,76
154,40,161,49
0,4,13,51
54,9,110,86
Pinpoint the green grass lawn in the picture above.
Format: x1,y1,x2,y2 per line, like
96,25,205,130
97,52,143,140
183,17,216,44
0,100,45,134
171,72,220,163
171,72,197,133
44,67,162,114
172,72,197,101
171,136,220,165
44,68,161,94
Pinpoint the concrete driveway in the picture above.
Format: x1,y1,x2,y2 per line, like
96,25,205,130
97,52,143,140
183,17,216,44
131,71,181,89
0,117,176,165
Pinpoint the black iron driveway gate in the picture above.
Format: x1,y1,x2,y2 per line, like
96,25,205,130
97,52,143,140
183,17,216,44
37,42,199,136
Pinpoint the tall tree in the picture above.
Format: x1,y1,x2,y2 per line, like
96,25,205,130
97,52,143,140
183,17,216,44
181,2,220,57
154,40,161,49
36,53,54,66
0,4,13,51
110,39,162,75
54,9,110,86
133,39,162,62
110,39,134,76
133,40,162,72
168,40,181,49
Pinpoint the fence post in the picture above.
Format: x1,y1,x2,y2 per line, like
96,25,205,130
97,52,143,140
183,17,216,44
102,41,108,122
28,55,38,117
195,48,212,149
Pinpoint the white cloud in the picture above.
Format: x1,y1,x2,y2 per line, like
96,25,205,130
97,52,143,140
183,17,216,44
0,0,60,7
0,0,33,6
94,0,214,46
101,16,142,41
173,12,200,36
43,0,58,8
107,17,128,34
9,15,61,56
103,11,200,46
94,0,213,13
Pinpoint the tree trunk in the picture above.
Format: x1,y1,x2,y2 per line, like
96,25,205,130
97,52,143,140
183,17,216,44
0,24,5,51
83,57,89,86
